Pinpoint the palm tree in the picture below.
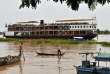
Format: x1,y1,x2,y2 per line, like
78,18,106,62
19,0,110,10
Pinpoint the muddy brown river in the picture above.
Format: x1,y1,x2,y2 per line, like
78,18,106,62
0,35,110,74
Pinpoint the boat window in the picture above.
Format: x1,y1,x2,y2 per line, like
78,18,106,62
75,26,76,28
80,26,82,28
90,26,91,28
87,26,88,28
78,26,79,28
72,26,74,28
94,26,96,28
83,26,85,28
32,32,35,34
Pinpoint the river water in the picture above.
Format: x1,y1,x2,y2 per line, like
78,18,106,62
0,35,110,74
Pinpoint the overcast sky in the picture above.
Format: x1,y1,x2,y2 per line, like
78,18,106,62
0,0,110,31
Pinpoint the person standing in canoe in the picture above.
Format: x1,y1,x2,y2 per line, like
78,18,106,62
58,45,61,55
19,42,25,61
19,42,23,56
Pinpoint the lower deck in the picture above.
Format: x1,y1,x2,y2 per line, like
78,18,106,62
4,30,97,39
4,34,97,39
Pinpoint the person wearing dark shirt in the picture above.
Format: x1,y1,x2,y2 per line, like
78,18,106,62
58,45,61,55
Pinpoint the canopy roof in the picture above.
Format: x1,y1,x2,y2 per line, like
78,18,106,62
9,21,39,24
94,54,110,61
52,19,95,22
16,21,39,23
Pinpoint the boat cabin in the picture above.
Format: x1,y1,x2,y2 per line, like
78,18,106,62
74,52,110,74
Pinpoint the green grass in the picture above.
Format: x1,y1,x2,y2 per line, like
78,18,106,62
36,39,110,46
0,38,28,43
0,38,20,42
36,40,84,45
36,41,43,45
1,38,110,46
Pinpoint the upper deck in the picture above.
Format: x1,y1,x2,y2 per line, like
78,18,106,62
6,19,96,27
6,19,97,32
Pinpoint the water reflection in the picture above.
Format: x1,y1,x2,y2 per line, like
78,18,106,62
58,66,61,74
19,61,24,74
0,61,21,74
58,56,61,64
58,56,62,74
94,35,110,42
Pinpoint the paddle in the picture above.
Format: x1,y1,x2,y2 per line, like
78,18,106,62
22,49,25,61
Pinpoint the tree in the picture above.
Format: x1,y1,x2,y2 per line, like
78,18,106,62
97,29,100,34
103,29,110,34
19,0,110,10
97,29,110,34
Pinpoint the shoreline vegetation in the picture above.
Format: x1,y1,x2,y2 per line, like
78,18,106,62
0,38,110,46
97,29,110,34
36,39,110,46
0,38,28,43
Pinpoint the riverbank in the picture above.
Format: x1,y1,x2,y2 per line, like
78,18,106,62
0,37,110,46
0,38,28,42
1,34,110,46
36,39,110,46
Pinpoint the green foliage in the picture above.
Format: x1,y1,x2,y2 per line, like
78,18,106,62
59,40,80,44
44,40,56,45
85,41,110,46
59,40,68,44
0,38,28,43
103,30,110,34
3,38,110,47
36,40,43,44
16,40,29,43
97,29,110,34
97,29,100,34
0,38,20,42
19,0,110,10
36,40,56,45
36,39,110,47
68,41,79,44
87,42,98,44
53,38,59,40
36,40,81,45
101,42,110,46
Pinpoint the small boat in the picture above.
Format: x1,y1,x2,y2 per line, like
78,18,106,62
0,54,21,66
68,37,88,42
36,52,65,56
74,52,110,74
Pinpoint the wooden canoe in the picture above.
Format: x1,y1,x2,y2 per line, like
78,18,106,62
0,54,21,66
36,52,65,56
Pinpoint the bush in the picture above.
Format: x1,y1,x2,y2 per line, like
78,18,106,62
36,41,43,44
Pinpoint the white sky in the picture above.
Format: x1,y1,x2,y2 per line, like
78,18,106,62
0,0,110,31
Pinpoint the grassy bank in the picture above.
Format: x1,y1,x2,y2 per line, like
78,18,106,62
36,39,110,46
0,38,110,46
0,38,28,43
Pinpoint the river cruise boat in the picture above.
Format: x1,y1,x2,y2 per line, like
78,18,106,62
4,19,97,39
74,52,110,74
